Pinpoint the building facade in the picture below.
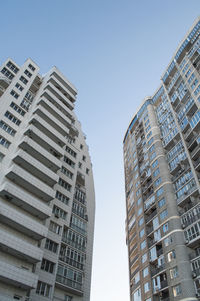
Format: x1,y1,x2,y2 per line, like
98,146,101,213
123,18,200,301
0,58,95,301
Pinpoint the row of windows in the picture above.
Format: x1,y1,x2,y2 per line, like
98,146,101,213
61,166,73,179
49,221,61,235
63,229,87,252
5,111,21,125
58,178,71,192
10,90,19,99
6,61,19,74
66,145,77,158
0,136,10,148
64,155,75,168
10,101,26,116
0,120,16,136
53,205,67,220
56,190,69,205
1,67,14,80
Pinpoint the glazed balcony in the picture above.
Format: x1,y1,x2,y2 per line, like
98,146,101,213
0,228,43,263
6,163,55,202
0,181,52,219
153,280,168,294
13,149,58,187
19,136,62,172
24,124,64,158
0,201,48,240
56,275,83,296
176,179,198,207
35,100,70,135
0,260,38,289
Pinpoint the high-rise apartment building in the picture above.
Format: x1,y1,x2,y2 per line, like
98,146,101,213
0,58,95,301
123,18,200,301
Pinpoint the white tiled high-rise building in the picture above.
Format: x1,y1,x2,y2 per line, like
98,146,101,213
124,18,200,301
0,58,95,301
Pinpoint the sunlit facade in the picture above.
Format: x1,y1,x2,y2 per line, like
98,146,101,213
0,58,95,301
124,18,200,301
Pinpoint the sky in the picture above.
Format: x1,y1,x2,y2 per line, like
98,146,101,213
1,1,200,301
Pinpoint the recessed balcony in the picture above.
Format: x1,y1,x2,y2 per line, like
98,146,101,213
24,124,64,158
19,136,62,172
6,163,55,202
0,260,38,289
30,115,66,147
13,149,59,187
0,181,52,219
0,293,30,301
0,228,43,263
34,100,70,135
0,201,48,240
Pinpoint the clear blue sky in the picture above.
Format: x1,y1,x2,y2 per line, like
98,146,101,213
1,1,200,300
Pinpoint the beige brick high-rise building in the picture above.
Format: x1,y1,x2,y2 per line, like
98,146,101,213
0,58,95,301
123,18,200,301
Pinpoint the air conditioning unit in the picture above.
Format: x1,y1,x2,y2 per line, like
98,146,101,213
192,272,197,278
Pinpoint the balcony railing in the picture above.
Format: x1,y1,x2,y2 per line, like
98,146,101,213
56,274,82,293
151,264,166,276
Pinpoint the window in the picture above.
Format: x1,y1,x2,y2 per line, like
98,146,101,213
191,78,198,90
145,119,150,127
0,120,16,136
133,288,141,301
1,67,14,79
86,168,90,175
19,76,28,85
0,136,10,148
28,63,35,71
134,272,140,284
61,166,73,179
6,61,19,74
10,102,25,116
138,217,144,227
45,239,58,253
145,125,151,133
137,207,143,216
65,295,73,301
80,144,83,149
10,90,19,99
149,144,155,153
82,155,86,161
139,228,145,238
153,168,160,177
53,205,67,220
56,191,69,205
36,281,51,297
160,209,168,220
71,215,87,235
4,111,21,125
78,162,82,169
136,188,141,197
156,187,164,198
58,178,71,191
144,282,150,293
150,151,156,161
64,156,75,168
154,177,162,188
24,69,32,78
140,240,146,250
158,198,166,208
167,250,176,262
147,131,152,139
142,253,147,264
0,152,4,162
66,146,77,158
173,284,182,297
49,221,61,235
163,222,169,233
137,197,142,206
164,235,173,247
170,266,178,279
143,267,149,278
152,159,158,168
41,259,54,274
147,137,154,146
15,82,24,91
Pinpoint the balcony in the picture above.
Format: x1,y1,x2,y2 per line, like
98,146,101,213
0,200,48,240
0,228,43,263
13,149,58,187
19,136,62,172
30,114,66,147
0,293,31,301
153,280,168,294
151,264,166,277
176,179,198,207
24,124,64,158
181,212,200,229
56,275,83,296
0,181,52,219
35,100,70,135
193,156,200,171
0,260,38,289
145,209,157,224
6,163,55,202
